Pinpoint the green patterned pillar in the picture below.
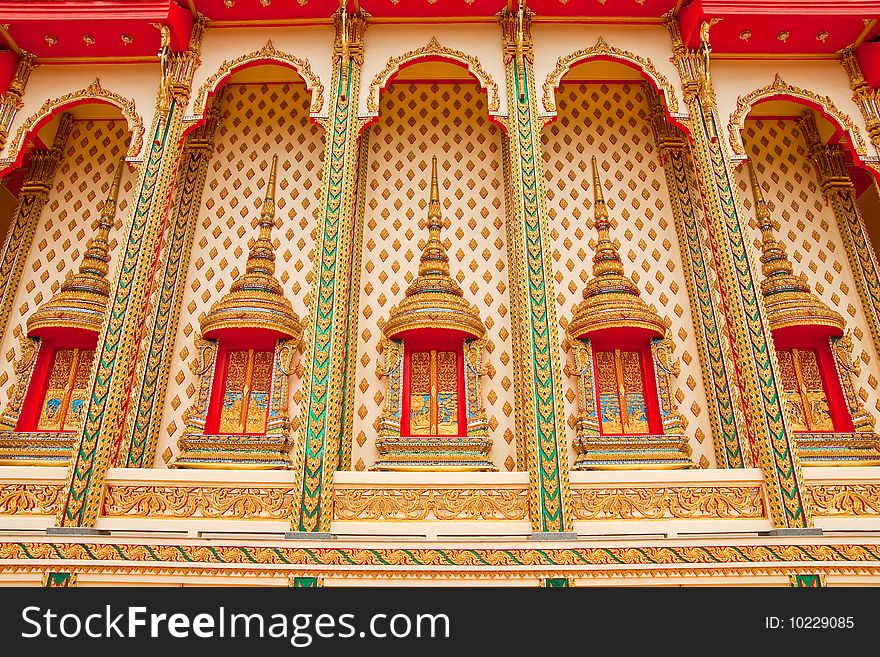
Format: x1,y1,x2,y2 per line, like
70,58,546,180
119,105,220,468
790,574,825,587
43,572,76,587
648,89,750,469
290,576,322,587
54,24,205,530
666,17,812,531
290,9,366,535
0,114,72,346
500,8,573,536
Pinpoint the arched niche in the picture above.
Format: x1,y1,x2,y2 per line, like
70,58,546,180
350,49,513,472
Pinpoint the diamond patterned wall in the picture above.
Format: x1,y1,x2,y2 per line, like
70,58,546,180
0,120,133,413
736,118,880,421
351,82,515,471
541,82,715,468
153,83,324,466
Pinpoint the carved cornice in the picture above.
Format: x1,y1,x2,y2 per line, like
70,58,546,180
366,37,500,117
542,37,680,115
728,74,867,157
192,40,324,118
806,482,880,517
571,485,766,520
0,482,65,516
7,78,143,164
104,485,296,520
333,487,528,521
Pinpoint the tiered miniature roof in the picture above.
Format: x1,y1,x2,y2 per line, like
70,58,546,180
383,156,485,341
200,155,301,340
747,159,845,334
568,156,666,339
26,157,124,336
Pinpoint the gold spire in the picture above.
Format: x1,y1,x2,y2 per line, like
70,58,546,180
383,156,484,340
417,155,450,278
200,156,301,340
747,159,844,334
27,157,125,335
568,157,666,338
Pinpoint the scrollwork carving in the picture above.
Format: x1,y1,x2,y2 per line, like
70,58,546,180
366,37,500,117
728,74,867,157
7,79,143,164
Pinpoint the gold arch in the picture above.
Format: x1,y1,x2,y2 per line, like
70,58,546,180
542,37,681,115
7,78,143,163
192,39,324,118
366,37,501,116
728,74,868,157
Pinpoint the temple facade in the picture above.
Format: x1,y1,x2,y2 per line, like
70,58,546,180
0,0,879,586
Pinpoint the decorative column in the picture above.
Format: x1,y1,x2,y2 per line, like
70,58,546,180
647,88,751,469
799,111,880,366
841,49,880,152
666,16,813,531
0,52,35,151
118,104,221,468
500,7,573,536
54,22,205,531
290,9,366,535
0,113,72,345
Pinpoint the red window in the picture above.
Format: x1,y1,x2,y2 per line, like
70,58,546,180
210,348,273,435
34,348,94,432
772,337,853,434
590,337,663,437
401,334,466,437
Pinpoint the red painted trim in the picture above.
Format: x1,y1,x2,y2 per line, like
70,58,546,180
857,41,880,89
0,50,17,93
399,330,467,438
0,99,132,179
17,329,98,432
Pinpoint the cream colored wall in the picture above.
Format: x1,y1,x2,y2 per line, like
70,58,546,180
351,82,515,472
188,26,335,118
0,120,135,406
713,59,875,159
2,64,159,162
541,82,716,469
153,82,324,467
358,24,508,119
735,117,880,420
532,24,685,119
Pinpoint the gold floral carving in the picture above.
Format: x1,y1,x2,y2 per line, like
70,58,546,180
333,487,528,521
806,483,880,517
0,483,65,516
366,37,501,116
192,40,324,117
7,78,143,164
571,485,766,520
542,37,680,115
103,485,297,520
727,74,867,157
